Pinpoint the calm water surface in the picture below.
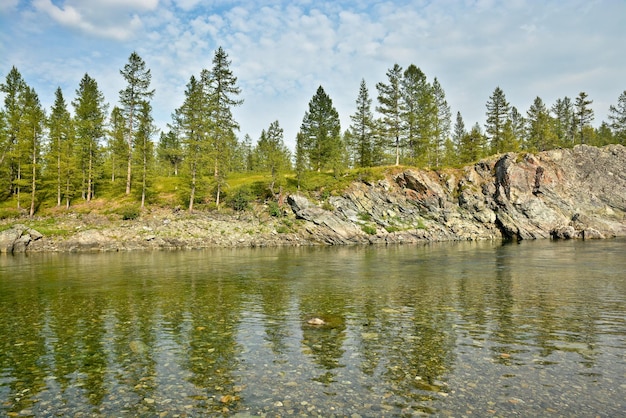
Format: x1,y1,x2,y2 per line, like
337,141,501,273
0,240,625,417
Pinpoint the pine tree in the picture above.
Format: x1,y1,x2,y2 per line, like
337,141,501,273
348,79,375,168
119,52,155,195
202,47,243,208
297,85,342,173
376,64,403,166
485,86,510,154
46,87,73,207
73,73,107,202
608,90,626,145
574,92,594,144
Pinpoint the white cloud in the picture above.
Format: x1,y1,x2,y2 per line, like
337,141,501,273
3,0,626,150
32,0,156,40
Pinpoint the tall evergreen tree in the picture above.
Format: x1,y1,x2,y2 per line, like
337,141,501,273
460,123,486,164
16,86,46,216
46,87,73,207
608,90,626,145
134,101,156,208
255,120,291,195
119,52,155,195
73,73,107,202
157,128,183,176
0,67,26,199
202,46,243,208
348,79,375,168
526,96,556,151
401,65,435,165
297,85,342,173
574,91,594,144
551,97,575,147
485,86,510,154
432,77,451,167
175,75,206,211
376,64,403,166
107,106,127,184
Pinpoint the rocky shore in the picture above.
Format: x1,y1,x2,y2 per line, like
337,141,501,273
1,144,625,253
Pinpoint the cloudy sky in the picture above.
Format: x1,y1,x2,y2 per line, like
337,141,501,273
1,0,624,149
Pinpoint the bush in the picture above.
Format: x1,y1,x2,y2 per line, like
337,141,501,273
267,201,282,217
361,224,377,235
230,188,251,212
118,205,141,220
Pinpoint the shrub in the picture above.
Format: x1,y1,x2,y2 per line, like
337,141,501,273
267,201,282,217
230,188,251,212
118,205,141,220
361,224,377,235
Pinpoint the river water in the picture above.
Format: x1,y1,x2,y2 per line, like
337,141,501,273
1,239,625,417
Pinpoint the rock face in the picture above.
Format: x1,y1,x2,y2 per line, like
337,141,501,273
2,145,625,252
288,144,626,244
0,224,43,253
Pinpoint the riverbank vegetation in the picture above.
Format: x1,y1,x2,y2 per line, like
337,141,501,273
1,47,625,219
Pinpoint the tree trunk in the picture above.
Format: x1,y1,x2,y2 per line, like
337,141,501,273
29,135,36,217
188,166,196,212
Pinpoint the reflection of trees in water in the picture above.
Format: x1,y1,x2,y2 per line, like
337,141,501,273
298,288,348,385
0,286,48,415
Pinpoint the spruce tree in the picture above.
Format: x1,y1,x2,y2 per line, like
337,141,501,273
157,129,183,176
376,64,403,166
526,97,556,151
348,79,375,168
119,52,154,195
0,67,26,199
432,78,451,167
551,97,575,147
202,47,242,208
107,106,127,184
46,87,73,207
608,90,626,145
401,65,435,164
73,73,107,202
297,85,342,173
175,75,206,211
17,86,45,216
255,120,291,195
574,92,594,144
135,101,156,208
485,86,510,154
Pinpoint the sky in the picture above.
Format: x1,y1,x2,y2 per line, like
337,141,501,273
1,0,625,150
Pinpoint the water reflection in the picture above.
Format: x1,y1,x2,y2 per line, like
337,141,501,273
1,240,625,416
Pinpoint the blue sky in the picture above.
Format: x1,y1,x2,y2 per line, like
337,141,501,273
1,0,625,150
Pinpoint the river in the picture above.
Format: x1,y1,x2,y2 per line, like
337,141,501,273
1,239,625,416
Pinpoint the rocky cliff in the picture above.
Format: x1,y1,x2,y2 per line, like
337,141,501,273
2,144,625,253
290,144,626,244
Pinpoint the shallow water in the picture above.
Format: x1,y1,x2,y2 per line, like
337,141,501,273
1,239,625,416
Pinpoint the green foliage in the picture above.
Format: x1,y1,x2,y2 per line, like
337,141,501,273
267,201,282,217
361,224,377,235
229,187,251,212
117,204,141,220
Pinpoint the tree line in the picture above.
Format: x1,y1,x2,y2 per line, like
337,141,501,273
1,47,626,216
